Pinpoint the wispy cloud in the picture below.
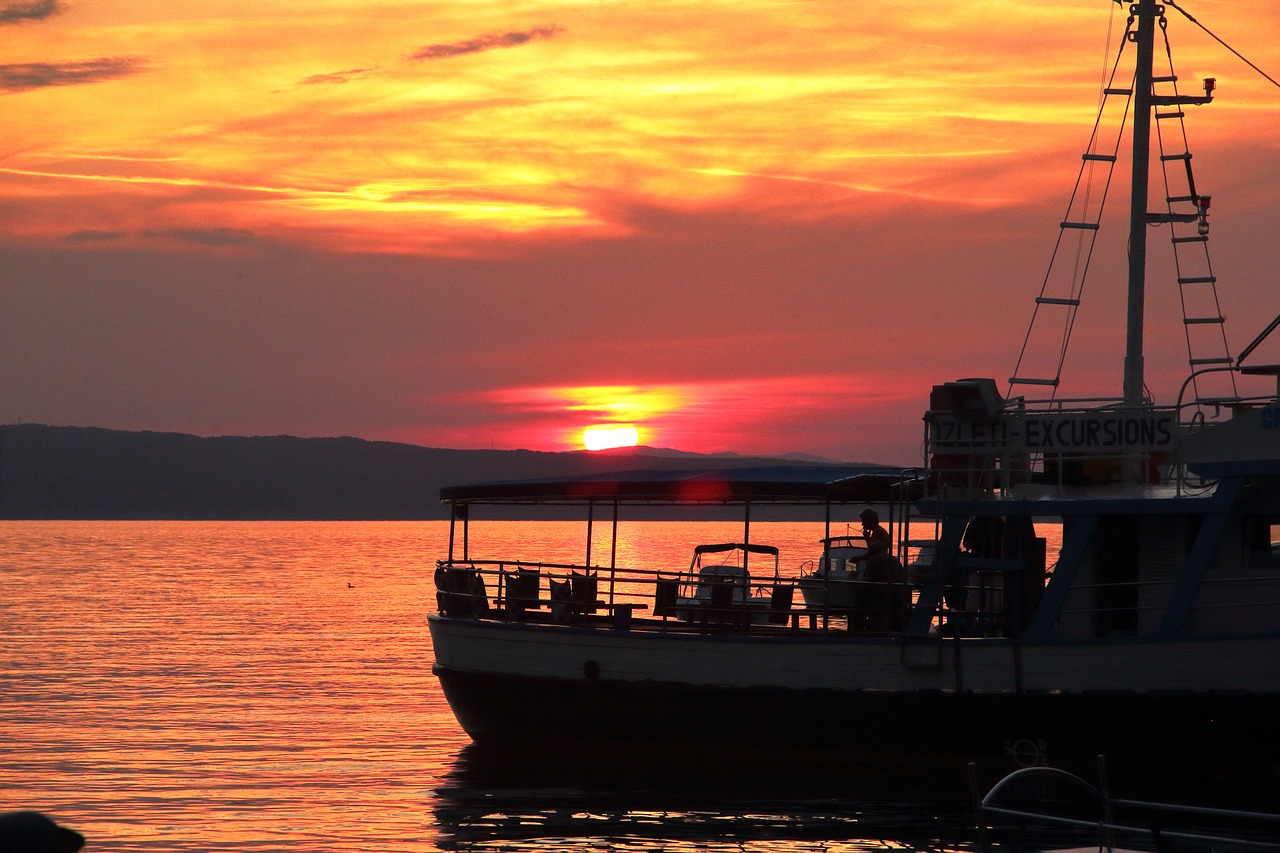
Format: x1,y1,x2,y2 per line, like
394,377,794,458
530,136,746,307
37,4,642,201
65,230,126,242
65,227,255,246
0,0,60,25
0,57,145,93
410,25,562,61
298,67,375,86
298,24,563,87
142,227,256,246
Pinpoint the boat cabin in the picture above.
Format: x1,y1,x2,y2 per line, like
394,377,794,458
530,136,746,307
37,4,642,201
917,376,1280,640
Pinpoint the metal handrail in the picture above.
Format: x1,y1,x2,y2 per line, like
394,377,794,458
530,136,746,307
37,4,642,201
971,756,1280,853
434,558,911,636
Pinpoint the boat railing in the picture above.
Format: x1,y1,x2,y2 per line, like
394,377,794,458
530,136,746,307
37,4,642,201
1176,362,1280,416
434,558,653,622
970,756,1280,853
435,554,1279,639
433,558,912,636
940,565,1280,639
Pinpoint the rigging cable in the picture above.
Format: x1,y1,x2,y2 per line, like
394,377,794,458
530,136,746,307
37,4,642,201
1164,0,1280,91
1007,11,1132,399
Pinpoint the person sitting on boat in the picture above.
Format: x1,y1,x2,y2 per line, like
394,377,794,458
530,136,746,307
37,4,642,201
850,509,905,631
856,508,891,567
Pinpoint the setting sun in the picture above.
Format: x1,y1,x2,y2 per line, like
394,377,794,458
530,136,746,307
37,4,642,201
582,425,640,451
5,1,1279,465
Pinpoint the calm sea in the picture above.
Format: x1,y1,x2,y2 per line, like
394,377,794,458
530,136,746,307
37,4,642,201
2,520,1017,852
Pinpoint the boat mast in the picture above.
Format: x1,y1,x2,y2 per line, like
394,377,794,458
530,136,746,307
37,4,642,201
1124,0,1157,407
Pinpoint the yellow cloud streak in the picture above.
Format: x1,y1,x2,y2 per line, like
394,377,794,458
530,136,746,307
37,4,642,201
462,373,913,453
0,165,291,193
0,163,602,238
488,384,688,422
3,0,1277,250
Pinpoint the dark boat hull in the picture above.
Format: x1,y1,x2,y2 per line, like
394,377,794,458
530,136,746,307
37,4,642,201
435,661,1280,795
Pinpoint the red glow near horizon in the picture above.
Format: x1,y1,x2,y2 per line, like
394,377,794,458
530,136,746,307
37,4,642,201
431,374,926,462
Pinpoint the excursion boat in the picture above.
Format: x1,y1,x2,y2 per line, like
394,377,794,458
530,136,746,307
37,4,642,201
428,0,1280,784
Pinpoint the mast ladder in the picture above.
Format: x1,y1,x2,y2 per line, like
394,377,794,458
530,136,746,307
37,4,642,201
1150,22,1238,404
1009,5,1236,407
1008,23,1136,395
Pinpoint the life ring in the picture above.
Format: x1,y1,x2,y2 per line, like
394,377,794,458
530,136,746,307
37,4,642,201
1004,738,1049,767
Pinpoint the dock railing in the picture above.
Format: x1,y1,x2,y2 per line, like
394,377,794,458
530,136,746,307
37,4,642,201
969,755,1280,853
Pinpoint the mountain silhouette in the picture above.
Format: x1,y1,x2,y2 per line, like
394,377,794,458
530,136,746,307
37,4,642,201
0,424,864,520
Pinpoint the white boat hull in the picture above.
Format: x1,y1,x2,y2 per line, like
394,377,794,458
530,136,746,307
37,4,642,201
797,576,859,609
429,613,1280,695
428,614,1280,780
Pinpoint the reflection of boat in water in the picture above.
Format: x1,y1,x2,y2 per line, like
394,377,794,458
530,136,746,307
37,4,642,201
434,739,979,849
428,0,1280,787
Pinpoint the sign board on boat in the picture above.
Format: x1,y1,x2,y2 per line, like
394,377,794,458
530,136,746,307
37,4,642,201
930,411,1178,454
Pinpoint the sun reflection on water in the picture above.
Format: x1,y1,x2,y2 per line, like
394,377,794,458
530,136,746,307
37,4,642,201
2,520,993,852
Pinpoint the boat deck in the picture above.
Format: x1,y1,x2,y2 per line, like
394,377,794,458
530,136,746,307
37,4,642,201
437,558,929,639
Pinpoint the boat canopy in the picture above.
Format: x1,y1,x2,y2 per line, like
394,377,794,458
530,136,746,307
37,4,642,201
439,465,920,506
693,542,779,557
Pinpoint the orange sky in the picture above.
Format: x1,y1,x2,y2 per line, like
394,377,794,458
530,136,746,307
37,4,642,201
3,0,1279,463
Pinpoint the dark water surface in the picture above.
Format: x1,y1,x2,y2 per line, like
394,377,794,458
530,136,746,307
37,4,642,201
3,520,991,852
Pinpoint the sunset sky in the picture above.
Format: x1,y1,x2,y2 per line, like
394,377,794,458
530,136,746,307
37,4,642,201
4,0,1279,464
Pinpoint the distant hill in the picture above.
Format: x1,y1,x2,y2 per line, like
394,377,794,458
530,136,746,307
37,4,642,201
0,424,861,520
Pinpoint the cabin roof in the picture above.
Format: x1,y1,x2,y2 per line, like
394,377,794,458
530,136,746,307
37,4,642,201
439,464,920,506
